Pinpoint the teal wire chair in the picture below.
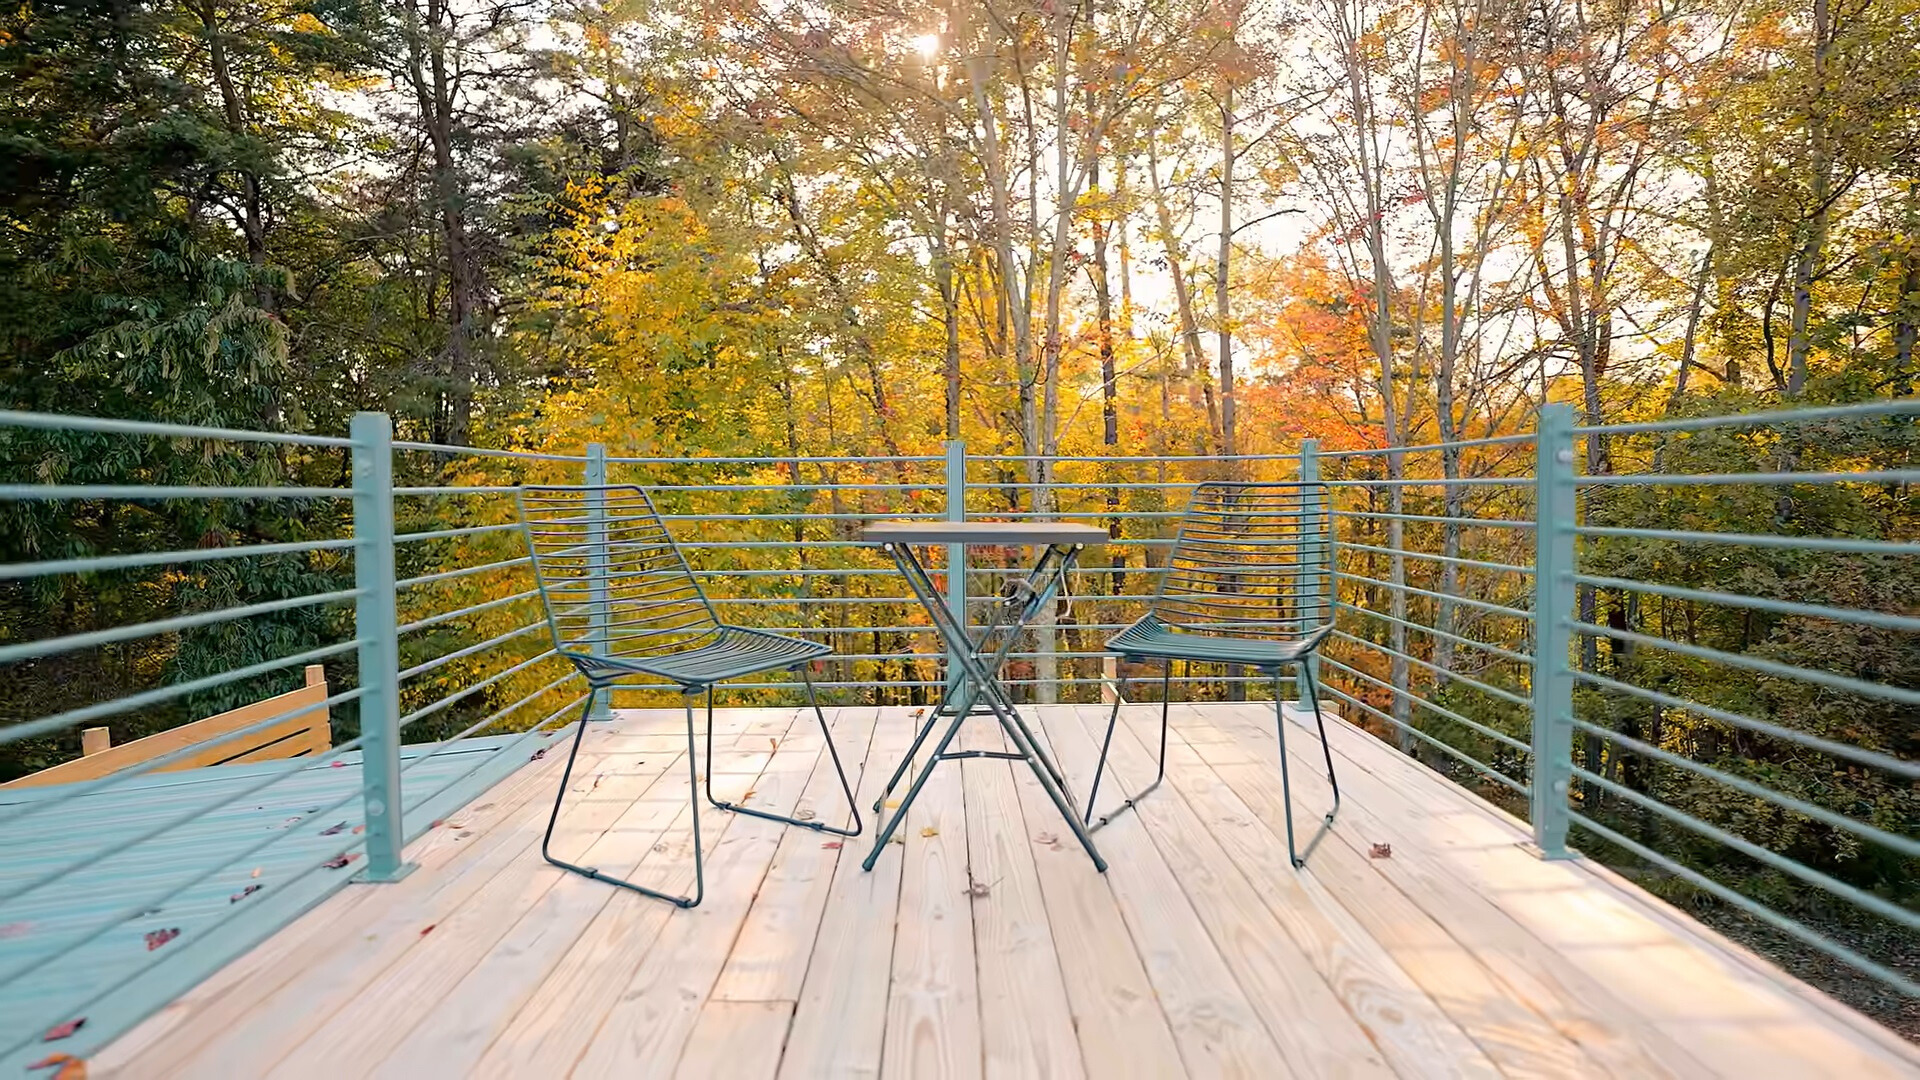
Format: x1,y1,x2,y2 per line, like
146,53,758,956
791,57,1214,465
1082,481,1340,866
517,485,861,908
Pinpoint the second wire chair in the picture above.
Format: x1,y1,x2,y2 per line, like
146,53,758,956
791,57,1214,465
517,485,862,908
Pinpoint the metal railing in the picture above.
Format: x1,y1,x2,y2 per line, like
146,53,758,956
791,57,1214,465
1,398,1916,1060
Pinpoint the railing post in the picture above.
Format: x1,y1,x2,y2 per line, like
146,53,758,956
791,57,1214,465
585,442,613,722
1296,438,1323,705
350,411,413,882
1531,403,1577,860
944,439,968,702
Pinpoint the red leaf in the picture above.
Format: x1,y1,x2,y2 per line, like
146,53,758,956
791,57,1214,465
143,928,179,951
1369,843,1393,859
429,818,444,829
330,760,346,768
0,920,31,939
323,854,359,870
27,1051,76,1069
821,841,842,849
229,884,263,904
419,924,436,937
42,1017,85,1041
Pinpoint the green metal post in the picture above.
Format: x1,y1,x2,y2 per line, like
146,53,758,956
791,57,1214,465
585,442,613,722
1296,438,1323,705
944,439,968,699
351,412,413,882
1531,404,1576,859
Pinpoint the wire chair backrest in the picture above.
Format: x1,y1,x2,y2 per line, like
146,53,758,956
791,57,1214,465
1149,481,1334,641
517,485,722,661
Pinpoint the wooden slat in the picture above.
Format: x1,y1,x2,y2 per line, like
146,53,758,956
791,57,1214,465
881,719,981,1080
1035,704,1296,1077
5,665,331,789
1004,717,1186,1080
1147,707,1602,1077
959,721,1086,1080
90,728,612,1079
368,720,772,1078
676,1000,794,1080
470,715,801,1078
1209,703,1915,1078
260,746,700,1078
1061,705,1401,1079
711,707,878,1003
568,714,825,1077
775,708,917,1080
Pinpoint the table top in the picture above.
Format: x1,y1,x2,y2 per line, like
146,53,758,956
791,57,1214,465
861,520,1109,546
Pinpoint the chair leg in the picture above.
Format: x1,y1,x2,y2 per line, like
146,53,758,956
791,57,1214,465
704,672,864,837
542,688,705,908
1084,659,1171,831
1272,663,1339,869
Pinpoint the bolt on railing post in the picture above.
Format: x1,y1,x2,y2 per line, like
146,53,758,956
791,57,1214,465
350,411,413,882
1296,438,1323,705
944,439,968,701
585,442,613,722
1531,403,1577,860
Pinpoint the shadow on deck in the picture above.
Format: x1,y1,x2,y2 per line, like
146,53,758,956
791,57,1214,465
93,704,1920,1078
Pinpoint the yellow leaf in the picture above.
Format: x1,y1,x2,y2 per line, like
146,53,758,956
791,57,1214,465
920,826,939,838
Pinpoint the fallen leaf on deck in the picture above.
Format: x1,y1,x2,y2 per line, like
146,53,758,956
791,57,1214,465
419,924,436,937
0,921,31,939
143,928,179,951
55,1059,85,1080
889,835,905,846
278,817,301,829
768,738,778,751
530,747,549,761
884,798,901,809
964,880,991,899
41,1018,85,1041
229,885,262,904
27,1051,75,1070
443,821,463,829
920,826,939,837
353,825,365,834
742,789,756,800
430,819,444,829
330,760,346,768
1370,843,1392,859
318,821,348,836
250,868,261,879
795,808,816,820
821,841,842,849
323,854,358,870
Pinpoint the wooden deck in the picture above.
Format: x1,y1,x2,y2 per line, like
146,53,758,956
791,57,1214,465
94,703,1919,1079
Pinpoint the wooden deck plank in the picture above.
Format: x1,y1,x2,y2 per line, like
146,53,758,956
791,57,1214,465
711,707,879,1003
1098,703,1509,1079
568,717,821,1078
1004,717,1187,1080
1062,705,1401,1080
469,716,801,1078
368,719,777,1078
1207,703,1910,1078
102,733,624,1079
262,742,708,1078
676,1000,795,1080
1034,704,1298,1079
89,704,1918,1080
1156,708,1609,1078
950,719,1085,1080
881,715,981,1080
775,708,916,1080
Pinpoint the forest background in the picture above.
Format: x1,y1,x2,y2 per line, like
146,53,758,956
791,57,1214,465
2,0,1916,1036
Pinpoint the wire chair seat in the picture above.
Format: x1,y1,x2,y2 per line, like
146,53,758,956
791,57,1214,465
570,626,828,687
1108,613,1327,668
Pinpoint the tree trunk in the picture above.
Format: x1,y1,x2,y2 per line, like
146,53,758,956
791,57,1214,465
1216,87,1237,463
